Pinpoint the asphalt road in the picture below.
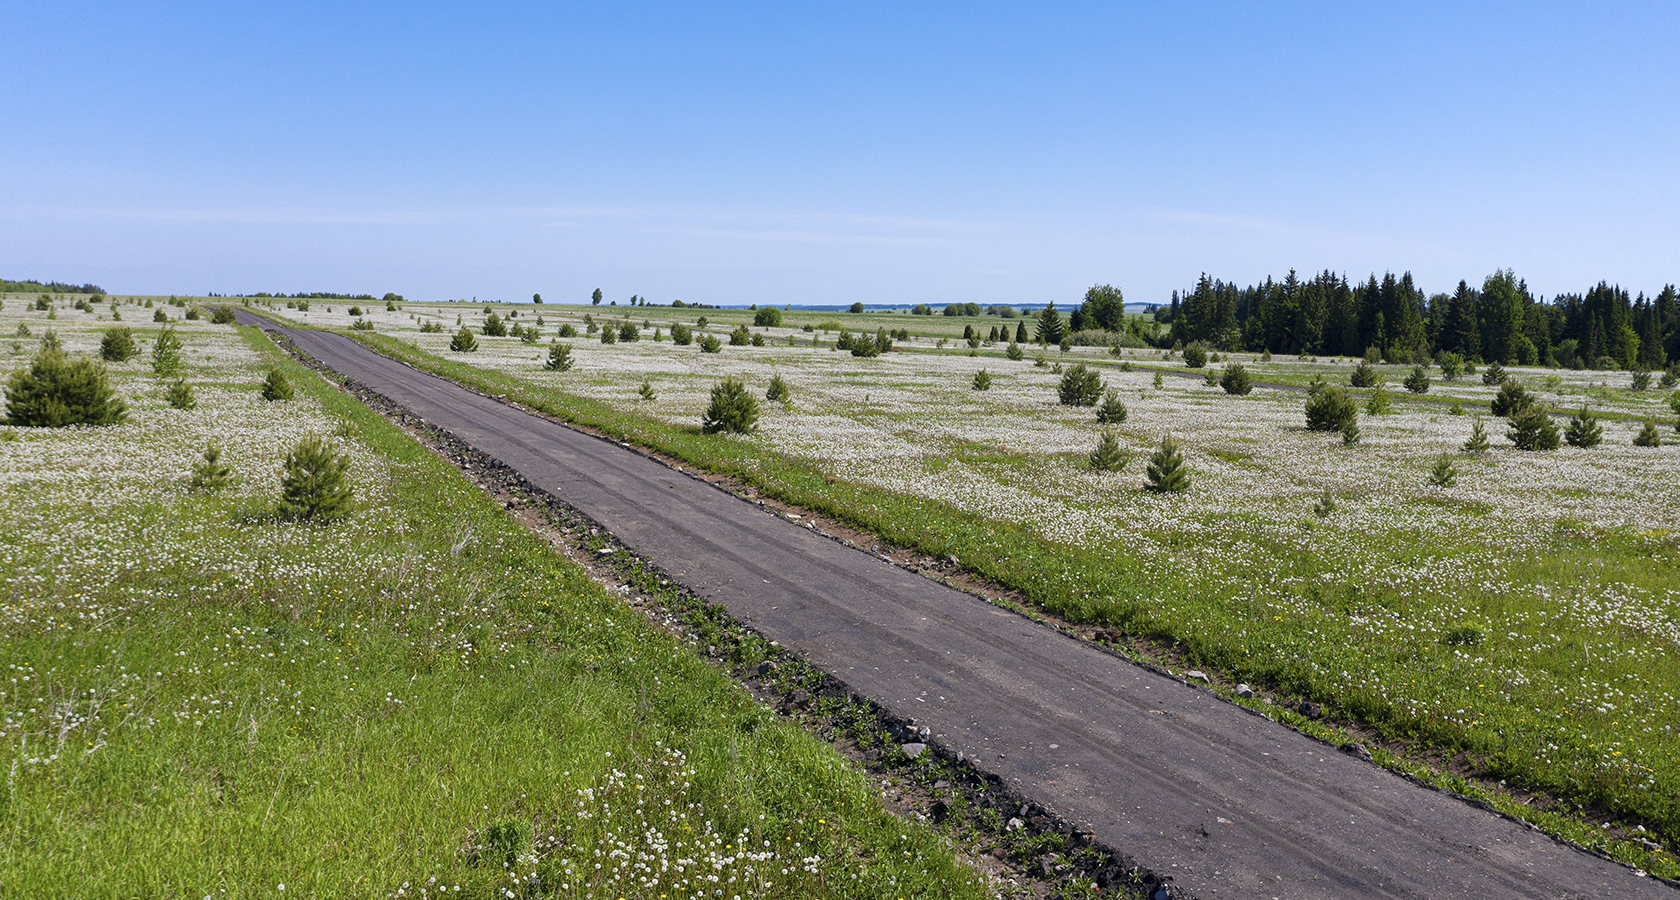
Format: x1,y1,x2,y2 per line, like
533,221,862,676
245,315,1672,899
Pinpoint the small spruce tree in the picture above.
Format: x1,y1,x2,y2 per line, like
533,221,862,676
1462,416,1490,454
766,372,791,402
151,327,183,376
637,380,656,401
4,347,128,426
1181,342,1208,369
1096,390,1128,424
166,379,196,410
1088,431,1131,473
189,445,232,493
1437,352,1464,380
1144,434,1190,492
1630,369,1652,392
1481,361,1507,386
1305,385,1358,432
1219,362,1252,395
261,369,295,402
1340,417,1361,445
1365,385,1392,415
278,436,354,521
698,333,722,353
481,312,507,336
702,377,758,434
1506,406,1560,451
1490,380,1532,417
1005,341,1024,361
1313,489,1337,518
545,343,573,371
1403,365,1430,394
1349,360,1379,388
1563,406,1602,448
1058,363,1103,406
100,326,138,362
450,326,479,352
1429,454,1458,487
1633,419,1662,447
971,369,992,391
599,325,617,344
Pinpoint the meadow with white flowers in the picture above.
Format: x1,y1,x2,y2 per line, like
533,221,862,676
0,296,997,899
280,297,1680,871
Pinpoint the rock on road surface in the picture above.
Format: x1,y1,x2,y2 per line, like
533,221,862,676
244,314,1671,900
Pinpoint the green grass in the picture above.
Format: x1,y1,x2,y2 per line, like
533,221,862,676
344,327,1680,875
0,325,992,899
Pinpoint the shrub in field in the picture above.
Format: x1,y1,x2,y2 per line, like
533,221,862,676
1305,385,1357,432
637,380,656,401
1506,406,1559,451
618,322,639,342
1365,385,1392,415
100,326,137,362
189,445,232,493
599,326,617,344
849,332,882,358
481,312,507,337
1482,361,1507,385
347,305,363,316
152,308,169,322
151,327,183,376
545,343,573,372
518,324,539,343
1058,363,1103,406
1096,390,1128,424
766,372,790,402
670,323,692,345
701,377,758,434
1438,352,1464,380
751,332,765,347
1490,381,1533,417
261,369,295,402
1429,454,1458,487
1088,431,1131,472
4,346,128,427
1563,406,1602,448
1144,434,1190,492
278,436,354,521
351,319,375,331
1662,365,1680,389
729,324,751,346
450,327,478,352
166,379,196,410
971,369,992,391
1462,416,1491,454
1219,362,1251,395
1340,417,1361,445
419,321,445,333
1634,419,1662,447
556,322,577,338
698,333,722,353
1403,365,1430,394
1002,341,1024,361
1349,360,1379,387
1181,342,1207,368
184,307,200,320
753,307,782,327
210,306,237,324
1631,369,1652,391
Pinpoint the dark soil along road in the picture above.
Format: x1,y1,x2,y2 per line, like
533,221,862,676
246,316,1671,899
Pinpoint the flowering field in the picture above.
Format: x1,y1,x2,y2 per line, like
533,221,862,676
284,298,1680,866
0,296,995,898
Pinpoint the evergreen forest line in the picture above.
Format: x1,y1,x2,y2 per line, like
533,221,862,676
1138,270,1678,370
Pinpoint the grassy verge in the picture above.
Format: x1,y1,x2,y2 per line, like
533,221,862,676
0,322,993,899
347,327,1680,877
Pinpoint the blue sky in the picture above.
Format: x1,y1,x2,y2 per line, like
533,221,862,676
4,2,1676,306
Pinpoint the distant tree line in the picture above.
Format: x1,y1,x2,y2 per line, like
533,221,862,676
1151,270,1678,369
1,278,106,294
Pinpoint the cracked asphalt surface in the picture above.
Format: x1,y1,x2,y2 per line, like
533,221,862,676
244,314,1673,899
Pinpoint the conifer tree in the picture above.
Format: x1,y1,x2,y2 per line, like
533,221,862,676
545,342,573,371
278,436,354,521
1481,361,1507,386
1507,406,1560,450
1096,390,1128,424
1181,342,1208,368
702,377,758,434
166,379,196,410
261,369,295,401
481,312,507,337
1429,454,1458,487
1015,320,1028,344
766,372,791,401
1462,416,1490,455
151,327,183,376
1219,361,1251,395
1034,303,1065,345
1563,406,1602,448
971,369,992,391
1006,342,1024,361
1349,360,1378,388
1634,419,1662,447
1305,385,1357,432
100,326,137,362
1088,431,1130,472
1403,365,1430,394
1058,363,1103,406
450,326,479,352
1144,434,1190,492
4,346,127,426
189,445,232,493
1490,381,1532,417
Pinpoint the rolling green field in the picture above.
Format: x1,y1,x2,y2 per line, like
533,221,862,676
0,296,997,899
251,297,1680,874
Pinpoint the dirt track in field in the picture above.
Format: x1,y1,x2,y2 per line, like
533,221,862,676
243,313,1673,900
